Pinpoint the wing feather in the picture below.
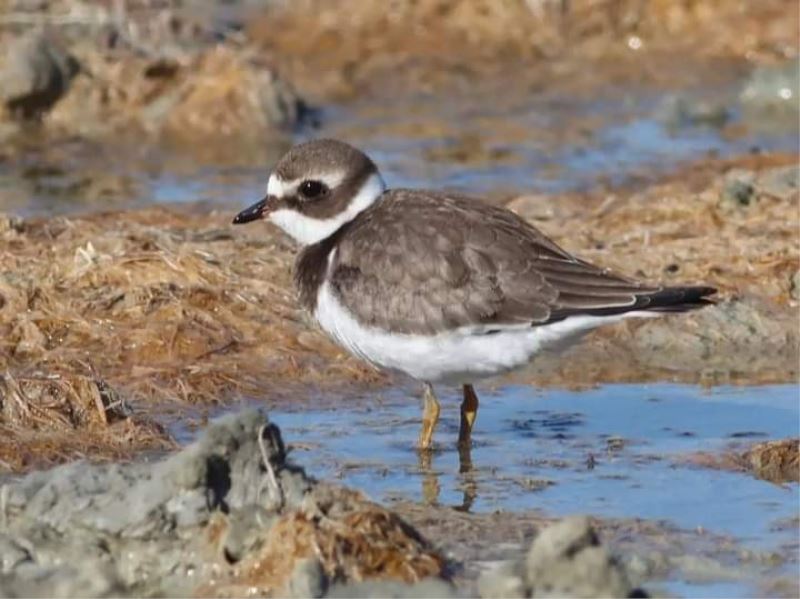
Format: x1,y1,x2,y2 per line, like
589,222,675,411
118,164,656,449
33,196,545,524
325,190,713,334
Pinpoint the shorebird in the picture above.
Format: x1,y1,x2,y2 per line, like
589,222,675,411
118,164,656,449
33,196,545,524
233,139,715,451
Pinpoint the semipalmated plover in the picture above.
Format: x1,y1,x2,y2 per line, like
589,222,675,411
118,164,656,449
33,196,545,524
233,139,715,451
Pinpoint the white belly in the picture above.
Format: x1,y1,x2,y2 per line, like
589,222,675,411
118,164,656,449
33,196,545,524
314,282,656,384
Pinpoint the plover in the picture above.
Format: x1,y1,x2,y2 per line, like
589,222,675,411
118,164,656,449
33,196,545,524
233,139,715,450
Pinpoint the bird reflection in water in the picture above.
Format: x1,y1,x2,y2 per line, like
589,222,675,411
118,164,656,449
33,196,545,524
417,440,478,512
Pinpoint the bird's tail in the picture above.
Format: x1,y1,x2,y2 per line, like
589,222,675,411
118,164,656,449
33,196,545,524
635,285,717,313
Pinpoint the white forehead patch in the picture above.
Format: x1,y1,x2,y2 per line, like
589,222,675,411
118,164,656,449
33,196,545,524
266,173,294,198
266,170,348,198
267,172,386,245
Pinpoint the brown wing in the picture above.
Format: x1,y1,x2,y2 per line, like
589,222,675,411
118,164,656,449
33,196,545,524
328,190,713,335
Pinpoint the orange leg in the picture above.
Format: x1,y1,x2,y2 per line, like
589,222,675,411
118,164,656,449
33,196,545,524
418,382,440,450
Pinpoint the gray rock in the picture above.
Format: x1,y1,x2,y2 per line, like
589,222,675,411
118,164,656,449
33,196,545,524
0,534,31,575
721,165,799,207
477,560,527,598
0,409,451,597
740,58,800,115
253,67,310,130
721,169,757,206
657,95,731,129
221,505,275,563
525,516,634,598
287,558,328,598
0,561,123,598
478,516,646,598
326,578,457,598
790,271,800,301
0,409,310,596
632,298,798,378
757,164,799,201
0,30,80,120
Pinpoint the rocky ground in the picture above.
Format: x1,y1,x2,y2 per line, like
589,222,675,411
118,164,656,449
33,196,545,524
0,410,796,597
0,410,648,598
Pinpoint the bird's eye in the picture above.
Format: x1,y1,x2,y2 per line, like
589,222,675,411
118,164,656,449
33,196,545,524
299,180,327,199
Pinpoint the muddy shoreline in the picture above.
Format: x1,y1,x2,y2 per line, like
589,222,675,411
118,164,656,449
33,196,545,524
1,409,795,598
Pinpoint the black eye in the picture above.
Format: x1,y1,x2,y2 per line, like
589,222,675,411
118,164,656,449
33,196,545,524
299,180,327,199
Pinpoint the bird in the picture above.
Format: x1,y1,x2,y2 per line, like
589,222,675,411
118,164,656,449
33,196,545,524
232,138,716,452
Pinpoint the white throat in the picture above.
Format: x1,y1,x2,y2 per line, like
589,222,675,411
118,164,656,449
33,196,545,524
268,172,386,245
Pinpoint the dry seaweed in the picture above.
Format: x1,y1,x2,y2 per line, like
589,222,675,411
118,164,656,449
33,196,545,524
250,0,798,99
684,438,800,484
0,372,172,470
0,206,384,404
211,489,445,596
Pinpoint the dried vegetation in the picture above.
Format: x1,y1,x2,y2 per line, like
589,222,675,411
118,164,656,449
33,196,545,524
251,0,798,98
0,207,381,470
505,155,800,385
207,489,445,596
0,207,380,397
685,438,800,484
0,372,170,470
510,156,800,304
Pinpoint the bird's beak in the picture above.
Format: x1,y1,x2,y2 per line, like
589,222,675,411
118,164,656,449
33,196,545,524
232,195,273,225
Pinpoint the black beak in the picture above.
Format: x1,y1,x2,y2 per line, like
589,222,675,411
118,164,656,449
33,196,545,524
232,196,269,225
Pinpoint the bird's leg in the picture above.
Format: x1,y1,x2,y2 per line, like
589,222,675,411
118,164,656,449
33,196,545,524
458,384,480,448
418,382,441,450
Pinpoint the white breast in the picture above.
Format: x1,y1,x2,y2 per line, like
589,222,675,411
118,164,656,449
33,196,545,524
314,279,658,384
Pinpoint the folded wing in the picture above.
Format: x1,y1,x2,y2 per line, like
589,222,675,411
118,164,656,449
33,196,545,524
328,190,715,335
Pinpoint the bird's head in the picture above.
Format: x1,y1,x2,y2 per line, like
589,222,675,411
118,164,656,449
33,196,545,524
233,139,385,245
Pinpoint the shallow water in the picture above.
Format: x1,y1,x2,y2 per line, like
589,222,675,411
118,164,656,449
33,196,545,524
168,382,799,596
319,90,798,196
287,384,795,595
270,384,798,529
1,74,797,216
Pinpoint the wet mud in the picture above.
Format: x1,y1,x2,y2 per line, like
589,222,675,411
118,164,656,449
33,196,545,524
0,410,651,598
2,390,796,597
684,438,800,484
